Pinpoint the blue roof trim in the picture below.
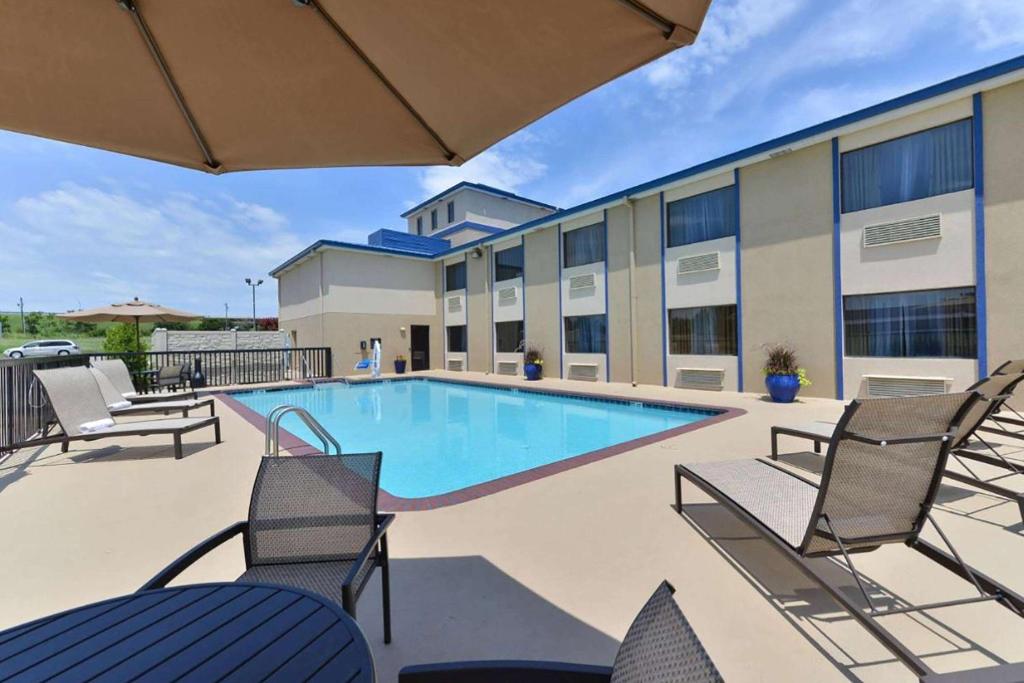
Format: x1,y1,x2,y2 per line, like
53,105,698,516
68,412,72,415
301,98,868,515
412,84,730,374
270,238,434,275
430,221,506,240
429,53,1024,259
367,229,450,255
400,181,558,218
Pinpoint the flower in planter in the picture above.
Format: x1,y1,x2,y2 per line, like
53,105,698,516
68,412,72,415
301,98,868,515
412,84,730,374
762,344,811,387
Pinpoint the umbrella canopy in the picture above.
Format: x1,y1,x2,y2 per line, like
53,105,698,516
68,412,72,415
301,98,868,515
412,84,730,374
58,298,201,348
0,1,710,173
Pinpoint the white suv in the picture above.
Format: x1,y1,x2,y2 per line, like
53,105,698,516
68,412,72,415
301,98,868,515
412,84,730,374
3,340,80,359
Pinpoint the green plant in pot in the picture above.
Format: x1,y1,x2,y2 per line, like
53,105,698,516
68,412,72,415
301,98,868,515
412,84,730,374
524,345,544,381
762,344,811,403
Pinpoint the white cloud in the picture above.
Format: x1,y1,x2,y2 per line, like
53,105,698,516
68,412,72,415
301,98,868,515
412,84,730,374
418,133,547,198
961,0,1024,49
644,0,805,94
1,184,303,316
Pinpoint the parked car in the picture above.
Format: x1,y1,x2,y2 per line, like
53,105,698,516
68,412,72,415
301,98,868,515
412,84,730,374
3,340,80,359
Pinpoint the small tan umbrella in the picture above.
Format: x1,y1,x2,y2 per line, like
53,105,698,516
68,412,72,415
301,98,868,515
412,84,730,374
58,297,201,349
0,0,710,173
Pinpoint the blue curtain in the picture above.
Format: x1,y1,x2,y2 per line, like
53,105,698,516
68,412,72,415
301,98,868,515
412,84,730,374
563,223,606,268
445,262,466,291
666,186,737,248
447,325,467,353
564,315,607,354
494,245,524,282
841,119,973,213
668,305,737,355
843,288,976,358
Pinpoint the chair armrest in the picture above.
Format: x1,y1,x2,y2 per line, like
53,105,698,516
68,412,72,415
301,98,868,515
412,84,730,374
139,521,248,592
399,661,612,683
341,514,395,589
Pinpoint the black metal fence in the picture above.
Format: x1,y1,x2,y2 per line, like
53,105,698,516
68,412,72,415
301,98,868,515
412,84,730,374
89,348,332,390
1,354,90,457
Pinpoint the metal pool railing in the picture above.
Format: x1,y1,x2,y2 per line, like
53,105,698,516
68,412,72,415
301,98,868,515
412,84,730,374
1,354,90,457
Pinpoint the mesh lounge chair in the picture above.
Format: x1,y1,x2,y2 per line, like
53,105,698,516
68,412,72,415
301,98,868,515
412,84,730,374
92,358,196,404
770,372,1024,521
675,392,1024,680
89,367,215,418
979,359,1024,436
141,453,395,643
33,366,220,459
399,581,722,682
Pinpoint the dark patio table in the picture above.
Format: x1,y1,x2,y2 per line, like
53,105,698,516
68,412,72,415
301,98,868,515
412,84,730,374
0,582,374,682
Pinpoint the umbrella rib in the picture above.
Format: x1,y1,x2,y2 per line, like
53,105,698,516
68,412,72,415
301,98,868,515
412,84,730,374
302,0,463,165
116,0,222,172
613,0,698,44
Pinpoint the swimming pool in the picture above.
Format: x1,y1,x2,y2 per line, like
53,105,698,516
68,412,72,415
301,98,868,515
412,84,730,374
226,379,732,508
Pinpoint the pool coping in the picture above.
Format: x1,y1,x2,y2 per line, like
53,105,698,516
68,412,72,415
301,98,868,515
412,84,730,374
216,376,746,512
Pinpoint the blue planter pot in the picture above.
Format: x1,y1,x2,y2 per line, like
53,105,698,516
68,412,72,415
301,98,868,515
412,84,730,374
765,374,800,403
524,363,542,381
394,359,407,374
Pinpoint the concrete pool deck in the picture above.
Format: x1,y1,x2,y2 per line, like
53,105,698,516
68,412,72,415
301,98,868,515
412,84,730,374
2,370,1023,681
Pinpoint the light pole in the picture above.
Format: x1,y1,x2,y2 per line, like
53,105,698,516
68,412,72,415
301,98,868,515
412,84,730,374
17,296,25,333
244,278,263,331
224,303,229,331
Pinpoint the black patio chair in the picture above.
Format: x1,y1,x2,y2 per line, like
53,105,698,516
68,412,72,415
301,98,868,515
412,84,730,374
154,363,190,392
676,391,1024,680
142,452,394,643
399,580,722,682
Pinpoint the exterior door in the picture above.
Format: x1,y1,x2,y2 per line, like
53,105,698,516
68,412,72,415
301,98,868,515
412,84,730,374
410,325,430,371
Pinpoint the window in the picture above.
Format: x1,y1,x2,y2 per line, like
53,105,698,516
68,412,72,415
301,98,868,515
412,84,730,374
564,314,607,354
841,119,974,213
666,186,738,248
447,325,467,353
563,223,606,268
495,320,524,353
843,287,976,358
431,208,438,231
416,216,423,235
494,245,524,282
445,261,466,291
447,201,455,224
668,305,737,355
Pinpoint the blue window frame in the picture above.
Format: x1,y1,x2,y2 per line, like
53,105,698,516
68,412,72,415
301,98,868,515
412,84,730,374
494,245,524,282
416,216,423,235
445,262,466,291
495,320,524,353
562,223,605,268
447,325,467,353
447,201,455,224
843,287,976,358
666,185,738,248
431,209,438,231
841,119,974,213
564,314,607,354
668,305,737,355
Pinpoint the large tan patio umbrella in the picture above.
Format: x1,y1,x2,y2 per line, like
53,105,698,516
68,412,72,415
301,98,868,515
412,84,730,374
0,1,710,173
58,298,201,349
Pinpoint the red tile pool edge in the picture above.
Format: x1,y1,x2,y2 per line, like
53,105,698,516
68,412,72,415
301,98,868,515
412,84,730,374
215,379,746,512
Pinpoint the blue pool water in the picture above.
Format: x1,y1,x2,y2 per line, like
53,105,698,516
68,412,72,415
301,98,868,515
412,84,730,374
232,379,713,499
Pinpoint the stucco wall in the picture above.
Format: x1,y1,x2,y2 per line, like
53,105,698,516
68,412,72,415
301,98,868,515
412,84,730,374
632,194,664,387
523,226,561,377
741,142,836,398
982,79,1024,371
606,205,632,383
466,247,492,372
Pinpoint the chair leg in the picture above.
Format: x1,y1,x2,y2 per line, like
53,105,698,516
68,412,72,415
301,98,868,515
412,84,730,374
173,433,182,459
770,429,779,460
381,533,392,644
61,439,69,453
214,420,221,444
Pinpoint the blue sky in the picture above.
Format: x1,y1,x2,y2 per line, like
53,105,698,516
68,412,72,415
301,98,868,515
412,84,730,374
1,0,1023,317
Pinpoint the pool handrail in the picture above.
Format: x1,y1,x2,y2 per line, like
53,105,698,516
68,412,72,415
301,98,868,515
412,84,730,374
265,404,342,456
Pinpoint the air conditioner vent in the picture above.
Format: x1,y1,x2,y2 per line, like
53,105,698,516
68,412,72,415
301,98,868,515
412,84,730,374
569,273,596,291
863,214,941,248
497,287,517,304
677,252,720,275
676,368,725,391
447,358,464,372
864,375,950,398
447,296,462,313
568,363,599,381
497,360,518,376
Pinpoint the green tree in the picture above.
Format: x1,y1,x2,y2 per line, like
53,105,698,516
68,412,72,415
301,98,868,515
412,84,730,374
24,311,44,335
0,313,9,335
103,323,149,375
198,317,228,331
